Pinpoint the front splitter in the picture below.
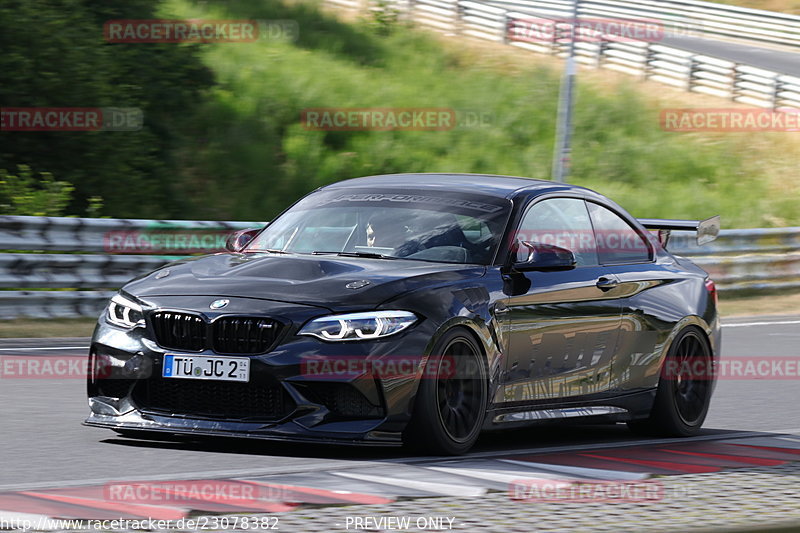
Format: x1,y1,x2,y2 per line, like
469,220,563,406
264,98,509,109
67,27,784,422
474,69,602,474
84,412,403,447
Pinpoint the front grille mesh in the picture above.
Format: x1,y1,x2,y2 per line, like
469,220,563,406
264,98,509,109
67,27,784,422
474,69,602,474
213,317,277,355
151,312,206,351
132,377,293,421
150,312,280,354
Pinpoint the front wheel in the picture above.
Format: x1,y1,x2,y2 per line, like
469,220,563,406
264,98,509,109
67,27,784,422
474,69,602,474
628,326,713,437
403,328,488,455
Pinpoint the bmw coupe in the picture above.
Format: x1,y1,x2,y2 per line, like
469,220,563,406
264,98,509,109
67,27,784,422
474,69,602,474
86,173,721,454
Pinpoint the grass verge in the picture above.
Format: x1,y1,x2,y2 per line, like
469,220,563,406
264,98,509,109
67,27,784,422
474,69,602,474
719,290,800,317
715,0,800,14
159,0,799,229
0,318,96,338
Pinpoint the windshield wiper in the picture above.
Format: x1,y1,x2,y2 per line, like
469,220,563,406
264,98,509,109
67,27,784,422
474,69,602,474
244,248,289,254
312,251,396,259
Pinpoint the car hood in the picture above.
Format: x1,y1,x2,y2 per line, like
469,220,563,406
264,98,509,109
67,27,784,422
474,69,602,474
123,252,486,310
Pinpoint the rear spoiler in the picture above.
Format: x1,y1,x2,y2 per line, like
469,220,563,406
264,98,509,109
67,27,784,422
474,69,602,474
638,215,720,248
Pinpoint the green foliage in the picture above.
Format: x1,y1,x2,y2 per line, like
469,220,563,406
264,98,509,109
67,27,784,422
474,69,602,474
86,196,105,218
163,0,794,227
0,165,74,216
365,0,404,35
0,0,213,217
2,0,795,227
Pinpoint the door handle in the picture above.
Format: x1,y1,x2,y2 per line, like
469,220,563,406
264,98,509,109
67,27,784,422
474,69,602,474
596,277,619,290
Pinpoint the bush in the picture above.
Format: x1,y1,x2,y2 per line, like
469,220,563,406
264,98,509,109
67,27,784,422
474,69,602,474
0,165,74,216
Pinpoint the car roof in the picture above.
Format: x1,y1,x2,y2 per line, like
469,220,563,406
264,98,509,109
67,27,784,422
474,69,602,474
324,173,586,199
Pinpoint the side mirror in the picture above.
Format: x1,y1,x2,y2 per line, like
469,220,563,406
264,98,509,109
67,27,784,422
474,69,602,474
225,228,261,252
512,241,576,271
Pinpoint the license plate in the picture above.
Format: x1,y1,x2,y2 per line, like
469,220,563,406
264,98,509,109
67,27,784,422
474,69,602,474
162,354,250,382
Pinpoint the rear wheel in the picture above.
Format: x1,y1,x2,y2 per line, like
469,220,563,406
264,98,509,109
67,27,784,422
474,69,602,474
403,328,488,455
628,327,713,437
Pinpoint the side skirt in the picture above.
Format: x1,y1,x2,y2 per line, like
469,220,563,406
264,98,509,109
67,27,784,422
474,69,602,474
484,389,657,431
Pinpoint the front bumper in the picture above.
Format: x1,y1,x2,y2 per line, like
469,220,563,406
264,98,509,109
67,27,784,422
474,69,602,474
83,411,403,446
85,296,435,446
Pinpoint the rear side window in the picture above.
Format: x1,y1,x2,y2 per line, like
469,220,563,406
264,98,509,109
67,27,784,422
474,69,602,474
587,202,651,264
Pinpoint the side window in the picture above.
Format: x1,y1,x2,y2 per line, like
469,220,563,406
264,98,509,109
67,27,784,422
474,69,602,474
587,202,651,264
517,198,599,266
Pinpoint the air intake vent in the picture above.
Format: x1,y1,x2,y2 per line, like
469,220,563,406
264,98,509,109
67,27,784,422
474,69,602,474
302,382,383,419
133,377,293,421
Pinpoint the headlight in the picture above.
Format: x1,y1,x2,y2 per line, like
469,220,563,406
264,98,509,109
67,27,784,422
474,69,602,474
298,311,417,341
106,293,145,329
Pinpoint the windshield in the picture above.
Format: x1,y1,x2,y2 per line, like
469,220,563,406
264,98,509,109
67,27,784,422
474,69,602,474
247,188,511,265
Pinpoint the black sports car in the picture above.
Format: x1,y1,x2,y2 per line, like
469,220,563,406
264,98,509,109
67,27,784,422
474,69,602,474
86,173,721,454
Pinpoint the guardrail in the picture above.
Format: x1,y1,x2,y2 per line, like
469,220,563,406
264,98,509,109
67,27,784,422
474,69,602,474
327,0,800,110
0,215,798,319
485,0,800,48
0,216,262,320
670,227,800,292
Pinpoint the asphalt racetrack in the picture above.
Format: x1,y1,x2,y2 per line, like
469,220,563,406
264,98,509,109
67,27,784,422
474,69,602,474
0,315,797,490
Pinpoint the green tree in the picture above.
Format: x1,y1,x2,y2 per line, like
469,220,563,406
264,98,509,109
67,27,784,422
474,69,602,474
0,0,213,218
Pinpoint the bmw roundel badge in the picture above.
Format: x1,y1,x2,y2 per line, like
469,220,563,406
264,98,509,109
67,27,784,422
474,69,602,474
210,299,230,310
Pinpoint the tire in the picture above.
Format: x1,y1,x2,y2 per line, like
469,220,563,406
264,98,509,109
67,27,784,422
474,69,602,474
628,326,713,437
403,328,488,455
